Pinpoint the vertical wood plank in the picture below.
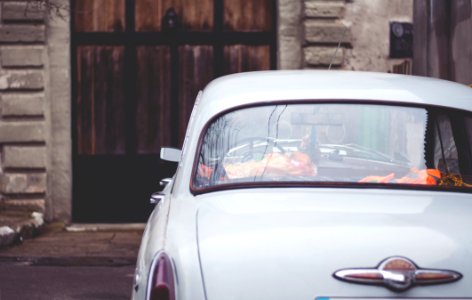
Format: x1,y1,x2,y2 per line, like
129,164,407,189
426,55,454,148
75,0,125,32
76,47,93,154
223,45,271,75
135,47,172,154
224,0,274,31
135,0,214,31
97,47,126,154
76,46,126,155
178,45,214,144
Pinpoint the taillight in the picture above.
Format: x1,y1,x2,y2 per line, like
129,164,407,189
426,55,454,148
149,252,175,300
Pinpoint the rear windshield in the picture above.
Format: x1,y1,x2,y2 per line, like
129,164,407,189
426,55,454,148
192,103,472,192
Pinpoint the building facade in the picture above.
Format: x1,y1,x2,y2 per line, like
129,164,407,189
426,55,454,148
0,0,415,222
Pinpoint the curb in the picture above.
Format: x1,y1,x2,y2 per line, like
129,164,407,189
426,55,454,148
0,212,44,248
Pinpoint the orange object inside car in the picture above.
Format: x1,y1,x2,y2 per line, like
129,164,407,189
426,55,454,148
359,168,441,185
223,151,317,180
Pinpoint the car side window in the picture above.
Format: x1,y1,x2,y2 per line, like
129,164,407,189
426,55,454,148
434,114,460,174
465,117,472,159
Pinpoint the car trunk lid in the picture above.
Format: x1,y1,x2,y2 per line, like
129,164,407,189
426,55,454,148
196,188,472,300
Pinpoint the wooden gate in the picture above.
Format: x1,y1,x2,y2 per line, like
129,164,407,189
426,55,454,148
72,0,275,222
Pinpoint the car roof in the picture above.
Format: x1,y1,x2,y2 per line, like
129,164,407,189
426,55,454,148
196,70,472,123
177,71,472,194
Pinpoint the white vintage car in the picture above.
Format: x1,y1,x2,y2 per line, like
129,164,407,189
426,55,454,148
132,71,472,300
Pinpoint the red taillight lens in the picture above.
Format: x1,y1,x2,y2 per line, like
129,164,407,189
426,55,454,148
150,252,175,300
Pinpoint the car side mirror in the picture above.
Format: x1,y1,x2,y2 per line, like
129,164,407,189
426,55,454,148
161,147,181,162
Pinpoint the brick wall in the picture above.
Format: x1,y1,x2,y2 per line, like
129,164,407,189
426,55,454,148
0,1,47,213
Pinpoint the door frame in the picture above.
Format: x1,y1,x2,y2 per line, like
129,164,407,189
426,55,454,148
47,0,304,222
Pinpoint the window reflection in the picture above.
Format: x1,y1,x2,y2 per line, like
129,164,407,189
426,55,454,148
193,103,472,191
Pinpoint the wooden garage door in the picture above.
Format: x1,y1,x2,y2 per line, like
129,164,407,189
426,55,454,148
72,0,276,222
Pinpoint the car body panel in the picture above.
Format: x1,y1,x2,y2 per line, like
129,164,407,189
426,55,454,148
132,71,472,300
196,188,471,299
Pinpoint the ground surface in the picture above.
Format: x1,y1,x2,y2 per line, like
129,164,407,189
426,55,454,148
0,263,135,300
0,223,144,300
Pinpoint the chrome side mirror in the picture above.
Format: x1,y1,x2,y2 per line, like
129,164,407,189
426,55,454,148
150,192,165,205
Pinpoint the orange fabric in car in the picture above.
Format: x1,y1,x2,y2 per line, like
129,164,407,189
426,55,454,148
223,152,317,179
359,168,441,185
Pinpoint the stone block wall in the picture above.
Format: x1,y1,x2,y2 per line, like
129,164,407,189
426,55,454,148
277,0,303,69
342,0,413,72
303,0,351,69
297,0,413,71
0,1,47,213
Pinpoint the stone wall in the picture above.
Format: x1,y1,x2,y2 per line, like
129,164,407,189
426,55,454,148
0,0,71,221
294,0,413,71
0,1,47,213
343,0,413,72
0,0,412,222
303,0,351,69
277,0,303,69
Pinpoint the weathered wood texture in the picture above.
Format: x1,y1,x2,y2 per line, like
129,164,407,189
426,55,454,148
413,0,472,84
178,45,214,143
72,0,275,221
224,45,271,74
224,0,274,31
76,46,126,155
136,0,214,31
136,47,172,154
75,0,125,32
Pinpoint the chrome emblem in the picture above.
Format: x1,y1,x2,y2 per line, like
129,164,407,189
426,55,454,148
333,256,462,291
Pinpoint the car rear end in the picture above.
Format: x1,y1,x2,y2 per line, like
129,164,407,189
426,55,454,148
189,77,472,299
195,188,471,300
